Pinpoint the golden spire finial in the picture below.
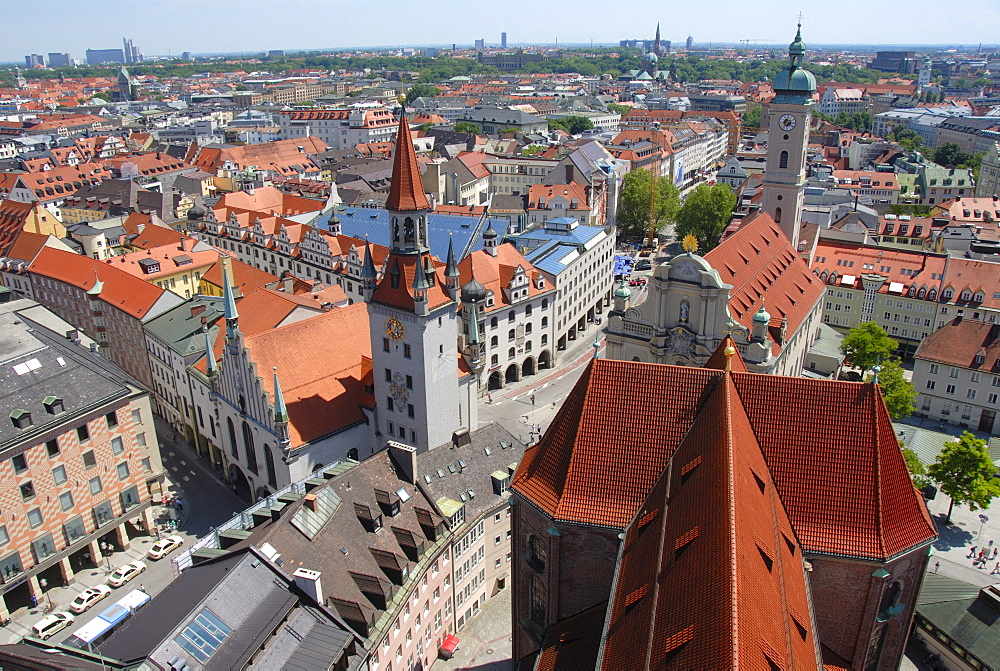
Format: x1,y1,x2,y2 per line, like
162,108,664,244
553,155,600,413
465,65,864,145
681,234,699,254
724,344,736,372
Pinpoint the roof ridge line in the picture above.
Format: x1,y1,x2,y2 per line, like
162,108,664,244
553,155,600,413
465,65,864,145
870,383,886,560
720,374,740,665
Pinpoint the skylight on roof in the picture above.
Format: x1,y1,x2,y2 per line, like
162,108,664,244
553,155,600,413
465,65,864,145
396,487,411,503
12,359,42,376
175,609,232,664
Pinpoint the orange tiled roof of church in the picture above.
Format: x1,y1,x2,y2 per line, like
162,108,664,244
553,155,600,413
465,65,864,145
511,358,936,561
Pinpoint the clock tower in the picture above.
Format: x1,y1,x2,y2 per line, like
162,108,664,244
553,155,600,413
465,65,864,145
760,23,815,249
366,116,474,453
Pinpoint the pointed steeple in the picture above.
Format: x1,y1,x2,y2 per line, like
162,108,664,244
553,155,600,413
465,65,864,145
204,330,218,377
361,236,378,293
386,116,430,212
222,260,240,343
468,298,481,345
445,234,460,279
412,252,430,292
272,367,289,424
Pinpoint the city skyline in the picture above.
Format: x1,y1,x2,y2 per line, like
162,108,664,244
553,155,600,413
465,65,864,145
4,0,999,64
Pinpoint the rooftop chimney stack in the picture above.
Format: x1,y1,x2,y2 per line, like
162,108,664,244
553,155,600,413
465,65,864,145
292,568,323,605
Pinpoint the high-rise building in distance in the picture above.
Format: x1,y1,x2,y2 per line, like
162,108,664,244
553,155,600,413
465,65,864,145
47,53,71,67
475,38,485,49
24,54,44,68
501,32,507,48
686,35,694,50
86,48,125,65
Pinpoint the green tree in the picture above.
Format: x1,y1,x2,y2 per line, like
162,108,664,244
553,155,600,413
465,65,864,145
840,322,897,376
548,116,595,135
498,127,520,135
673,183,737,252
606,103,632,116
405,83,441,104
928,431,1000,523
866,359,915,420
934,142,974,169
890,125,926,154
742,103,761,129
453,122,479,135
615,169,681,241
902,447,932,490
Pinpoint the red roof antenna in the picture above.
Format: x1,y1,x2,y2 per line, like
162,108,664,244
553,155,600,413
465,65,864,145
386,116,430,213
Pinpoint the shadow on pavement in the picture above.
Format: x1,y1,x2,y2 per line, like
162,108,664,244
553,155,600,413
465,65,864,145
933,515,975,551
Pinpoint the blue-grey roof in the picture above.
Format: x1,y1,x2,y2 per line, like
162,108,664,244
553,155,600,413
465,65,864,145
514,219,609,277
313,206,510,260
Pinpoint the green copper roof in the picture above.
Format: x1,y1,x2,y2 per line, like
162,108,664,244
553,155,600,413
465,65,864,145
773,23,816,98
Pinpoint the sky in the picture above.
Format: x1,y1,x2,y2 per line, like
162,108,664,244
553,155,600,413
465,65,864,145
5,0,999,63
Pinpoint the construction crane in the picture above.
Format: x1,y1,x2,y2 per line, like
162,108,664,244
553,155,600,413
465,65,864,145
740,39,774,50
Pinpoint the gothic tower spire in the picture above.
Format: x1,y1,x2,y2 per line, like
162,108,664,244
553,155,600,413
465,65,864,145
386,116,431,254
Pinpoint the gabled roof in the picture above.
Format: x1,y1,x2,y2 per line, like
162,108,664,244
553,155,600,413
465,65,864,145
601,372,819,669
705,212,824,335
385,117,430,212
243,303,373,445
512,358,936,561
28,247,170,320
456,245,551,311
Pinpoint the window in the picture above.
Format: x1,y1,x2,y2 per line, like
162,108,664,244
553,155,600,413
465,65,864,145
105,411,118,429
82,450,97,469
404,344,411,358
175,609,233,664
59,491,74,511
89,476,103,495
77,424,90,442
949,367,959,378
131,408,141,424
385,368,392,382
111,437,124,455
52,465,67,485
11,454,27,474
20,481,35,501
929,364,939,375
508,329,515,341
0,526,7,547
117,462,130,480
136,432,146,448
141,457,152,472
45,439,59,457
408,404,414,418
779,150,789,169
967,389,977,400
925,380,936,390
946,384,956,394
383,338,390,352
26,508,43,529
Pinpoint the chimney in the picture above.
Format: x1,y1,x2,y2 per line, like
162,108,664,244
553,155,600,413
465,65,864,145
388,441,417,484
191,304,206,317
292,568,323,605
303,493,318,512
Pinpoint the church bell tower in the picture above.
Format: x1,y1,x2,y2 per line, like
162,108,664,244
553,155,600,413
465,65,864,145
760,23,815,250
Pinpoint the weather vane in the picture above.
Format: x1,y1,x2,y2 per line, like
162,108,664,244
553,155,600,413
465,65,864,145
681,234,699,253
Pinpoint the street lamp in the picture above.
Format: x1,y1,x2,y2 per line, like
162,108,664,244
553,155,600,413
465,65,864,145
100,542,112,572
39,578,51,610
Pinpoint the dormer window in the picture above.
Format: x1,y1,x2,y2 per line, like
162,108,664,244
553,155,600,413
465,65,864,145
43,396,64,414
10,410,31,429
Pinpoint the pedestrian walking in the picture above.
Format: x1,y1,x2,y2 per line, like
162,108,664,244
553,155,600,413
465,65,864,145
993,563,1000,575
175,499,184,512
934,561,940,573
530,393,535,405
970,546,978,558
487,393,492,404
994,547,998,560
139,583,145,593
30,593,37,607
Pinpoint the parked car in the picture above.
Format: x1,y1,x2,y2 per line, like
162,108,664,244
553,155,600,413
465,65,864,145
636,260,652,271
107,561,146,588
69,585,112,614
147,535,184,561
32,612,74,639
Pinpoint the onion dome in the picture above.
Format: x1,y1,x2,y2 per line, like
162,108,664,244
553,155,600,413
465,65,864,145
461,278,487,304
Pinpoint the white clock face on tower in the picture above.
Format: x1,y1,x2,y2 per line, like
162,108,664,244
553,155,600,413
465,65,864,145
778,114,796,131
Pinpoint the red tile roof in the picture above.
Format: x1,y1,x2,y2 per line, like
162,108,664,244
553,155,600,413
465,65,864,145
705,212,825,344
385,117,430,212
244,303,374,445
811,240,947,298
915,318,1000,371
512,358,936,561
371,254,452,313
456,246,551,312
602,372,819,669
28,247,169,319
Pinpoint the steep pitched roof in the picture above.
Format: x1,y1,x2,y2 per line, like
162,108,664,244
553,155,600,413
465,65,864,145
385,117,430,212
705,212,824,336
601,372,819,669
512,358,936,561
27,247,169,319
244,303,373,445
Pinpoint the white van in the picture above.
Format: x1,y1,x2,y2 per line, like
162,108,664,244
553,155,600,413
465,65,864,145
32,611,74,639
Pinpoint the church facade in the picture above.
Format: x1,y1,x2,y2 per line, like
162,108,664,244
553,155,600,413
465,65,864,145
605,25,823,376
